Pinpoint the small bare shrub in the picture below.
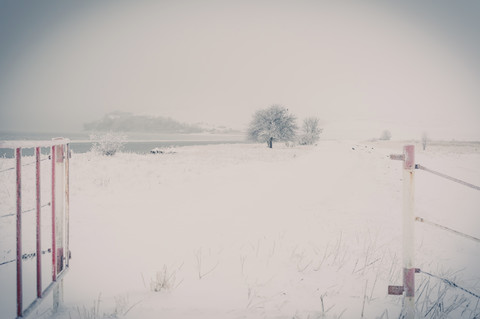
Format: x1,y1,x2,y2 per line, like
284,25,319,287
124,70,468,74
72,293,102,319
90,132,126,156
298,117,323,145
150,265,177,292
195,248,220,279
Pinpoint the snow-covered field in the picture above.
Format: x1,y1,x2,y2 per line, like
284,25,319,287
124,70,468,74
1,140,480,318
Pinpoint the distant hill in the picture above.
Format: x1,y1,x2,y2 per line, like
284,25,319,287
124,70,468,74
84,112,229,134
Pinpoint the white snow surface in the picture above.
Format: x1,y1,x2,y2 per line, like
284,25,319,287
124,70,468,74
1,140,480,319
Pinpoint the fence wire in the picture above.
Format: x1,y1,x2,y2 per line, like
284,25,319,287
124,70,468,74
0,249,52,267
416,164,480,191
0,166,14,173
0,202,51,219
420,270,480,299
0,156,50,173
0,259,14,266
414,164,480,243
415,216,480,243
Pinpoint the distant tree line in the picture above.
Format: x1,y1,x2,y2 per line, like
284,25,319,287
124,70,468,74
84,111,204,133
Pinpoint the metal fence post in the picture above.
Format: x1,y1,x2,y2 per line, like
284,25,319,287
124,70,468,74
16,148,23,318
36,147,42,298
388,145,417,317
402,145,415,318
53,140,65,274
52,138,65,313
51,145,57,283
65,143,70,268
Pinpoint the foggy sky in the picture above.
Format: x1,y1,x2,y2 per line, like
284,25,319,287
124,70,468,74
0,0,479,140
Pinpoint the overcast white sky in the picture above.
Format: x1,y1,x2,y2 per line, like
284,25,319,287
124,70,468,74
0,0,479,140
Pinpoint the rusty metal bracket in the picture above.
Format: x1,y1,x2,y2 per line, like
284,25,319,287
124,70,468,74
390,154,405,161
388,285,404,295
388,268,421,296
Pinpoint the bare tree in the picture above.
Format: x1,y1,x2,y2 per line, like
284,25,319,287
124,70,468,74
247,105,297,148
380,130,392,141
298,117,323,145
421,132,428,150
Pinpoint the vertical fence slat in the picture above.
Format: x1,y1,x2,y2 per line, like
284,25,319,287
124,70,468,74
51,145,57,282
54,143,65,274
65,144,70,267
36,147,42,298
16,147,23,317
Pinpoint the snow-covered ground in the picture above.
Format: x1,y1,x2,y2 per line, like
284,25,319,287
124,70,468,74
1,140,479,318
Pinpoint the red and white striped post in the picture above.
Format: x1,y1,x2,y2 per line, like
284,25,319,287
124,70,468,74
402,145,415,318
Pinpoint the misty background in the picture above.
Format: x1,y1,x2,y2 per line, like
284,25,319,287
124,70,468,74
0,0,479,140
